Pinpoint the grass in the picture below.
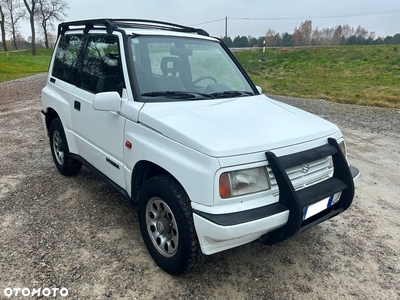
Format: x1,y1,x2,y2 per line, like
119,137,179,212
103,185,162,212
1,46,399,108
234,45,400,108
0,49,53,83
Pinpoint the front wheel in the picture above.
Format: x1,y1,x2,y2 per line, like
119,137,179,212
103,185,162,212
138,175,206,275
49,118,82,176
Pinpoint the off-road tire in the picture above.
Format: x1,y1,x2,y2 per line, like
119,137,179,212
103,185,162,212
49,118,82,176
138,174,206,275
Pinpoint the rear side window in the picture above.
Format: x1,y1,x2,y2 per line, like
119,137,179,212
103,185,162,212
80,35,124,95
52,34,84,84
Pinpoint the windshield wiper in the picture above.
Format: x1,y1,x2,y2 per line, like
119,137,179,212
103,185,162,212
141,91,214,100
210,91,254,99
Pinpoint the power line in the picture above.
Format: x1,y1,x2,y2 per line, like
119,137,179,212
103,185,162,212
192,18,225,26
232,9,400,21
192,9,400,26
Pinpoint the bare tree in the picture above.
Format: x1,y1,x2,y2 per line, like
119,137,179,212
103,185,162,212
320,27,334,44
0,3,7,51
341,24,354,39
299,20,312,46
13,30,26,48
292,26,302,46
311,27,321,46
265,28,276,47
23,0,38,55
355,25,368,39
292,20,312,46
332,25,342,45
4,0,25,50
369,31,375,40
46,30,54,46
37,0,68,49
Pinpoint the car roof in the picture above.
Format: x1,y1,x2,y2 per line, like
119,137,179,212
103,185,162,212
58,19,213,40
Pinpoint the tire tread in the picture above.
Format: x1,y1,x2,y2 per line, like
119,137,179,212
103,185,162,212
49,118,82,176
138,174,206,275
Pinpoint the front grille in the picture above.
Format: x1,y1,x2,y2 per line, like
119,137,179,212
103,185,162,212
267,157,333,194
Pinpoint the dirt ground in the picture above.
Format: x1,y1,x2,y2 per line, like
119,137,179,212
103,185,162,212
0,74,399,300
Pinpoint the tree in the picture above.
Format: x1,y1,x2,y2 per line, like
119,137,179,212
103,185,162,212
221,36,233,47
291,20,313,46
265,28,276,47
299,20,312,46
346,35,358,45
23,0,38,55
281,32,292,47
354,25,368,39
37,0,68,49
320,27,334,45
292,26,302,46
248,36,258,47
275,33,282,47
368,31,375,40
392,33,400,44
375,37,384,45
46,31,55,46
4,0,25,50
341,24,354,39
233,35,249,47
0,3,7,51
311,28,321,46
257,36,265,47
332,25,342,45
12,31,26,48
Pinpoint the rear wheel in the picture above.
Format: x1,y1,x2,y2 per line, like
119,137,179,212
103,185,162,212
138,174,206,275
49,118,82,175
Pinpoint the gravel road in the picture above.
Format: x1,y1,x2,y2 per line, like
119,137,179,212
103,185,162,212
1,74,399,299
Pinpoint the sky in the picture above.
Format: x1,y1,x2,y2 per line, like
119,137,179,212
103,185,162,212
19,0,400,39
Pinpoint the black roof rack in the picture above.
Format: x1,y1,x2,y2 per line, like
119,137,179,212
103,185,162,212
57,18,209,37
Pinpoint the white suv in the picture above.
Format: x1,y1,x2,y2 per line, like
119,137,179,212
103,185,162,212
41,19,360,275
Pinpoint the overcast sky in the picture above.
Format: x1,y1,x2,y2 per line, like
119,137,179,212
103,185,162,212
20,0,400,39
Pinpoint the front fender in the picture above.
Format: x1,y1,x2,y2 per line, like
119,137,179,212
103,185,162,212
123,120,220,206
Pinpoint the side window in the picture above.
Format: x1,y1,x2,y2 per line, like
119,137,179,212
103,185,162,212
80,35,124,96
52,34,84,84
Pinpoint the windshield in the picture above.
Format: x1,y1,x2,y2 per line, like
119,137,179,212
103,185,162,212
129,36,255,102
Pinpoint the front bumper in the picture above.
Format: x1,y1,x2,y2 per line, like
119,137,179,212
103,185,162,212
350,165,360,186
193,138,360,255
193,208,289,255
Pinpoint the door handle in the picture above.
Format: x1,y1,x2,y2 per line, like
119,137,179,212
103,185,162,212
74,101,81,111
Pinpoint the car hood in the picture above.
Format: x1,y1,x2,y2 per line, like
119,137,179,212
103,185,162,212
138,95,339,157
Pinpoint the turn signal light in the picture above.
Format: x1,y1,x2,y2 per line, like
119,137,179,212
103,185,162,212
125,141,132,149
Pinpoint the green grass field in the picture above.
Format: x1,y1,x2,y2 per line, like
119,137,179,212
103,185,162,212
1,46,399,108
0,49,53,83
234,45,400,108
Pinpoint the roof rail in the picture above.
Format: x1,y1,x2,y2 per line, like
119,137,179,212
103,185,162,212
57,18,209,37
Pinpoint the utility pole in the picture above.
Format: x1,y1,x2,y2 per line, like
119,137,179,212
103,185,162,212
225,16,227,38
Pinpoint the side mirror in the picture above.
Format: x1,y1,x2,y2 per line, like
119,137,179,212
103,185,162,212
93,92,121,112
256,86,263,94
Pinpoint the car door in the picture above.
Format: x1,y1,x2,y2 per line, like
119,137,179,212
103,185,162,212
44,34,85,155
71,33,126,188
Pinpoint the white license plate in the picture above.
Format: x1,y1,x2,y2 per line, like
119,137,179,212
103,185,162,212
302,195,334,221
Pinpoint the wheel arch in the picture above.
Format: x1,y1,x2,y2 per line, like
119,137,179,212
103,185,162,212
131,160,185,204
44,108,60,130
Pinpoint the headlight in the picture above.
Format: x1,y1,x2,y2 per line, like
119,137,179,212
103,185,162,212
339,140,347,158
328,140,347,169
219,167,271,199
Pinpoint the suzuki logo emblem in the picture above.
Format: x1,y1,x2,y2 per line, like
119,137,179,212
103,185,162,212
302,164,310,173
